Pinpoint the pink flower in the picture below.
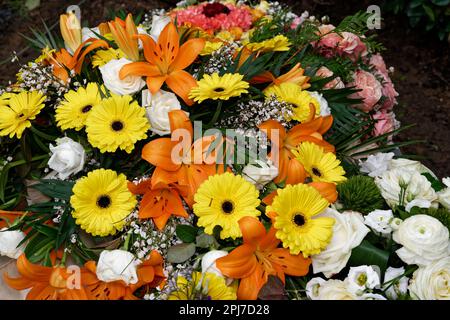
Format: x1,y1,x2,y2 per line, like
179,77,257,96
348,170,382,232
315,66,345,89
370,54,388,76
349,70,383,112
338,32,367,61
370,54,399,110
372,110,400,139
314,26,367,61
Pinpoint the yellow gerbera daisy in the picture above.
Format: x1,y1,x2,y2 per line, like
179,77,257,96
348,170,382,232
70,169,136,236
189,73,249,103
264,83,320,122
193,172,260,240
292,142,347,184
200,41,224,56
92,48,125,68
55,83,103,131
245,35,291,53
0,91,46,139
169,272,237,300
267,183,334,257
85,94,150,153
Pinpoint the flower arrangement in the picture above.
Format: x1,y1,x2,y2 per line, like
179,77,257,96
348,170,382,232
0,0,448,301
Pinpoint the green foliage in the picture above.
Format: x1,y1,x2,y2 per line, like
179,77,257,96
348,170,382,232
337,175,385,214
21,19,64,50
334,11,372,35
348,240,390,272
176,224,198,243
385,0,450,41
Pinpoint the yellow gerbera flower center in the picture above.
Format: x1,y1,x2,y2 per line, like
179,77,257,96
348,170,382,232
111,120,124,132
293,213,307,227
221,200,234,214
96,195,112,209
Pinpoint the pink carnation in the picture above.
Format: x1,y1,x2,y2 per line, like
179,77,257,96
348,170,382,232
370,54,399,110
372,110,400,139
349,70,383,112
370,54,388,76
172,3,253,32
315,66,345,89
338,32,367,61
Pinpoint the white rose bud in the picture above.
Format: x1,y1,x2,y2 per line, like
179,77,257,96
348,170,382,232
383,266,409,300
0,228,26,259
312,209,369,278
99,58,146,96
359,152,395,178
201,250,228,277
347,265,381,294
437,177,450,210
96,250,140,285
390,217,403,231
48,137,85,180
364,209,394,236
409,257,450,300
150,15,171,41
242,159,278,190
393,215,450,266
142,89,182,136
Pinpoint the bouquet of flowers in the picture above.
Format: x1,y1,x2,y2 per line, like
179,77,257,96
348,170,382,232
0,0,448,300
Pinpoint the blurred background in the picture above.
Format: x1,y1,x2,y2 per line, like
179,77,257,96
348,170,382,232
0,0,449,177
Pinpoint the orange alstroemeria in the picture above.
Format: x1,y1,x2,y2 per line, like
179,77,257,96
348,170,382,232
4,254,90,300
128,178,188,230
108,14,140,61
47,39,109,82
142,110,225,205
82,250,165,300
251,63,311,90
258,114,334,184
216,217,311,300
119,23,205,106
60,12,82,54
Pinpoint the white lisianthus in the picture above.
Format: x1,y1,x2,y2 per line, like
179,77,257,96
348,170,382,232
382,266,409,300
314,279,358,300
48,137,85,180
312,209,369,278
359,152,395,177
408,257,450,300
393,215,450,266
364,209,394,236
149,15,171,41
374,168,438,208
390,217,403,231
347,265,381,294
0,228,26,259
201,250,228,278
99,58,146,96
96,250,140,285
405,199,432,213
437,177,450,209
305,277,326,300
309,91,330,116
142,89,182,136
242,159,278,190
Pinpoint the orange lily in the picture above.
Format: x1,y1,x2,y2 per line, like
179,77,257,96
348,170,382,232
4,254,90,300
216,217,311,300
251,63,311,90
108,14,140,61
128,177,188,230
60,13,82,54
47,39,109,82
0,210,24,229
119,23,205,106
258,113,334,184
141,110,225,205
83,250,165,300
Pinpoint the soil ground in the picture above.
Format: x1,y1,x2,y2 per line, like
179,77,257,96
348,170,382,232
0,0,449,177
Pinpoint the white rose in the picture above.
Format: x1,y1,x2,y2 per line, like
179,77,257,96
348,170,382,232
393,215,450,266
242,159,278,190
375,168,438,208
96,250,140,285
142,89,182,136
364,209,394,236
0,228,26,259
48,137,85,180
312,209,369,278
201,250,228,277
347,265,381,294
305,277,326,300
82,27,100,42
150,15,171,41
99,58,146,96
438,177,450,209
315,279,357,300
409,257,450,300
309,91,330,116
359,152,395,177
382,266,409,300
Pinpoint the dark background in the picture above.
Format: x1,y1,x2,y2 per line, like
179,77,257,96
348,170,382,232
0,0,449,178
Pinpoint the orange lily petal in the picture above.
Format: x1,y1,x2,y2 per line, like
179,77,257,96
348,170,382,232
239,216,266,246
258,120,286,145
142,138,181,172
285,158,306,185
216,244,258,279
119,62,162,79
236,265,265,300
166,70,197,106
309,182,338,203
268,248,311,276
170,38,205,71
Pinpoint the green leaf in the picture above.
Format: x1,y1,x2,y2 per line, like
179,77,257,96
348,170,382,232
348,240,390,272
176,224,197,243
195,233,217,248
167,243,196,263
421,172,445,192
25,0,40,11
32,179,75,200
